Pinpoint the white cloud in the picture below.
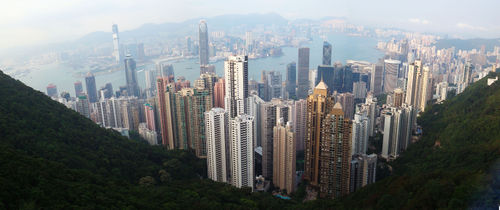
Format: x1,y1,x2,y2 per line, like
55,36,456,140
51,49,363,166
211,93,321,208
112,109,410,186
409,18,430,25
456,22,487,31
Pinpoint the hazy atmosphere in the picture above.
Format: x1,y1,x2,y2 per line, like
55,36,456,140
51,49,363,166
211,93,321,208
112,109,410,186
1,0,500,50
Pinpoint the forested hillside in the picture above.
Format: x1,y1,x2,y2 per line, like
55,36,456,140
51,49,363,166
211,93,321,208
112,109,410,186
0,70,499,209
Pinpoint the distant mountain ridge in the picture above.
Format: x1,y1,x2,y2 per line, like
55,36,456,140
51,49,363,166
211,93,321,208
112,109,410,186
75,13,289,45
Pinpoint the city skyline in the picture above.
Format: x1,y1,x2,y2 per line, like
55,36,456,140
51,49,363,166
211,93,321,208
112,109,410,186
1,0,500,51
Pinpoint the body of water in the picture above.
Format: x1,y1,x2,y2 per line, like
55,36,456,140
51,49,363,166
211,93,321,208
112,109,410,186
12,33,383,95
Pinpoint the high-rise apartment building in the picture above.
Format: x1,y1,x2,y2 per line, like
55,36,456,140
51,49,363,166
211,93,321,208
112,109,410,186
230,114,255,189
273,119,296,194
350,154,377,193
351,111,369,155
224,55,248,118
214,78,225,108
76,95,91,118
297,47,310,99
381,104,414,159
405,60,430,112
292,99,307,152
157,78,175,148
319,103,352,198
393,88,404,107
304,80,334,187
205,108,230,183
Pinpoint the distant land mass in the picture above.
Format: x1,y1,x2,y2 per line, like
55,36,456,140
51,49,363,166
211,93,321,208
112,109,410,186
434,38,500,51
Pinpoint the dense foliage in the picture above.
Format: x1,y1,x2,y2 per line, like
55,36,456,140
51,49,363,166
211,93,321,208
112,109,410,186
0,70,499,209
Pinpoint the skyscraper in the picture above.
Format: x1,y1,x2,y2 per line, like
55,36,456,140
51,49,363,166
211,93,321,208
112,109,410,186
85,72,98,103
245,31,253,53
463,61,474,86
393,88,404,107
199,20,209,69
145,69,158,98
405,60,430,112
350,154,377,193
260,103,277,179
322,41,332,66
157,62,175,79
157,77,174,148
335,92,354,120
304,80,334,187
46,84,58,97
381,105,414,159
74,81,84,97
224,55,248,118
205,108,230,183
316,65,335,92
273,119,296,194
371,63,383,96
214,78,225,108
297,47,310,99
319,103,352,198
124,55,140,97
230,114,255,189
383,59,401,93
76,95,91,118
292,99,307,152
351,111,369,155
144,103,156,131
112,24,122,63
182,88,213,158
265,71,282,99
285,62,297,99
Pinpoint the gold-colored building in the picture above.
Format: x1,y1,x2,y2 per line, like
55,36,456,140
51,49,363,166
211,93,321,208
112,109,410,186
319,103,352,198
304,80,334,187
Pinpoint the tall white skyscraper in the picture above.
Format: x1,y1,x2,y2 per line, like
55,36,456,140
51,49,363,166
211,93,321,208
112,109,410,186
199,20,209,67
230,114,255,189
224,55,249,118
205,108,230,183
352,111,370,155
112,24,122,63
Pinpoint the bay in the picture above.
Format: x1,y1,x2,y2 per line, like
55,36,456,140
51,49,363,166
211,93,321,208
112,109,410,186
12,33,383,95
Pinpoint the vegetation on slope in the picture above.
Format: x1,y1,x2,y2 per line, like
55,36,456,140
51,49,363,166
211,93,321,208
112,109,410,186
0,70,499,209
306,72,500,209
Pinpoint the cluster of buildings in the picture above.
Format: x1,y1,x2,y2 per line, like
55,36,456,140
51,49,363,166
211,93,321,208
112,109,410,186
45,20,500,201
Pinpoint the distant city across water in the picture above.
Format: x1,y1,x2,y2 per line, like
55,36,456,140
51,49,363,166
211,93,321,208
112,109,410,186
14,33,384,95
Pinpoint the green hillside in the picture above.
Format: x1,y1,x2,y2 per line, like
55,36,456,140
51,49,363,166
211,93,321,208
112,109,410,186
304,72,500,209
0,70,499,209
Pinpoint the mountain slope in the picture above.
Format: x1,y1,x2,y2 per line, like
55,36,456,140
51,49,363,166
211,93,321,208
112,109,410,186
0,69,499,209
0,70,294,209
302,72,500,209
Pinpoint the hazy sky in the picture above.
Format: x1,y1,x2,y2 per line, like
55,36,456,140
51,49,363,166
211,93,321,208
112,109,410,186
1,0,499,49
